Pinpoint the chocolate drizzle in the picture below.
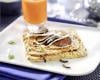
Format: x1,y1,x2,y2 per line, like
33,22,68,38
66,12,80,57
38,35,59,46
42,56,46,63
59,59,69,63
38,27,48,34
32,27,72,47
62,64,71,69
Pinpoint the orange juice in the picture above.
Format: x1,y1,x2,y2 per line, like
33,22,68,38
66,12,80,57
22,0,47,24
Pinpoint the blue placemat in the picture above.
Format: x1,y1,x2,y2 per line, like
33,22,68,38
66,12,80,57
0,62,65,80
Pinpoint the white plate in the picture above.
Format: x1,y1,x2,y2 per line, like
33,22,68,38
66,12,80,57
0,16,100,76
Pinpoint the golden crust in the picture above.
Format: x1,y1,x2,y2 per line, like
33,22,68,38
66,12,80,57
23,29,87,62
26,40,87,62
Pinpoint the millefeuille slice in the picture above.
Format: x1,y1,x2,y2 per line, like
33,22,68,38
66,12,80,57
23,28,87,62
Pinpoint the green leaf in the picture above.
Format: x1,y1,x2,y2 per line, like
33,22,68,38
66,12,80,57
39,46,45,52
8,54,15,60
8,40,16,45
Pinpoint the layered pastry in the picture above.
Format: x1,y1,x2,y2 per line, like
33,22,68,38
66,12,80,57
23,27,87,62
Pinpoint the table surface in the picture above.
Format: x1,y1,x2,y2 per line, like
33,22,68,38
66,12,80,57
0,16,100,80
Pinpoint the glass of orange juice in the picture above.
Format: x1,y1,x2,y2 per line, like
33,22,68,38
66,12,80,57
22,0,47,32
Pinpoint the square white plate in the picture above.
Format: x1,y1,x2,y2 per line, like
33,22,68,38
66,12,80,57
0,17,100,76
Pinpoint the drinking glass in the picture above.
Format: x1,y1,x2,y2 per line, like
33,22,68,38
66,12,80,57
22,0,47,32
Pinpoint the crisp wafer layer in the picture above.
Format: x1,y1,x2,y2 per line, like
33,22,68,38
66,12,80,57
23,29,87,62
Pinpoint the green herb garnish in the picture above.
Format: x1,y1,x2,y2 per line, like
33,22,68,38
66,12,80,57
40,47,45,52
37,45,45,52
8,54,15,60
40,46,45,52
8,40,16,45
